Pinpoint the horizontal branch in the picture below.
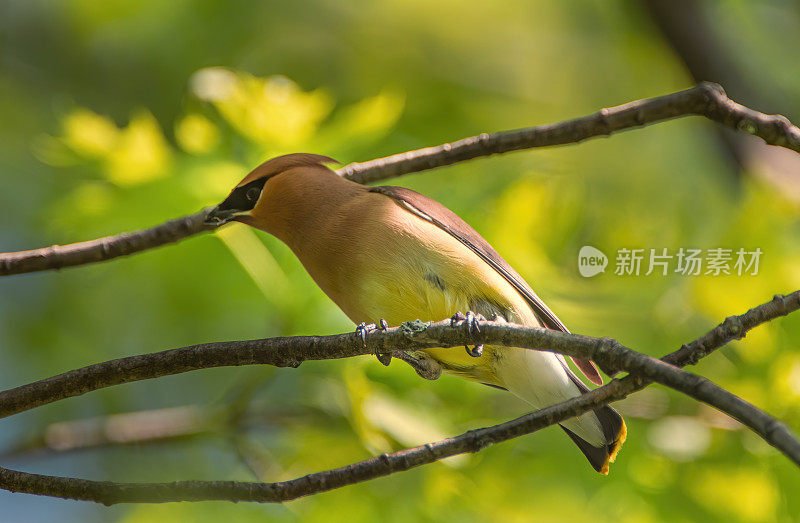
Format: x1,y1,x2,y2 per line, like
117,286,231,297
3,291,797,420
1,291,797,504
0,327,406,420
3,82,799,277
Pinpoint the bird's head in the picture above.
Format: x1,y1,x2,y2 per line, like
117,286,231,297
204,153,339,230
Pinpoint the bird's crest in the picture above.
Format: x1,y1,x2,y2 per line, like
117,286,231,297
235,153,339,188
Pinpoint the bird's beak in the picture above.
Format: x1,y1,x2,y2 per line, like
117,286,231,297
204,206,240,226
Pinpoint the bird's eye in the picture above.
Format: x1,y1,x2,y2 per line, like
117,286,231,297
246,186,261,202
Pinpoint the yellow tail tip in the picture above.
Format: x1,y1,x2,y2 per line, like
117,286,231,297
599,417,628,475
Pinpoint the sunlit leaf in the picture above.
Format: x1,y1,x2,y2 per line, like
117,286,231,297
200,69,333,150
105,110,172,186
184,160,246,202
315,89,405,152
61,107,120,158
175,113,220,154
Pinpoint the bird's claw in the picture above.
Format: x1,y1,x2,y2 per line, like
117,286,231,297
357,321,392,366
465,311,481,336
376,319,391,366
451,311,485,357
466,344,484,357
355,322,374,348
450,311,467,326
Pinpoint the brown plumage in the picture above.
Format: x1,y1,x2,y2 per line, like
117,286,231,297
207,153,626,473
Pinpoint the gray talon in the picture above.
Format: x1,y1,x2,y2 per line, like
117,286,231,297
450,311,467,326
466,343,484,358
455,311,485,357
465,311,480,336
359,321,391,366
356,322,371,347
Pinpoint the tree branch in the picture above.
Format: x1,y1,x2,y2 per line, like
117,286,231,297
2,82,799,277
0,212,214,277
338,82,800,184
1,291,797,504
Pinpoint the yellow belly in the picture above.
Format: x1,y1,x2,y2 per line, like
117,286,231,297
290,190,538,384
359,267,503,379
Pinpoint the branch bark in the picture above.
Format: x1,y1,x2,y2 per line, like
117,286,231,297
2,82,799,276
1,291,797,504
0,212,214,277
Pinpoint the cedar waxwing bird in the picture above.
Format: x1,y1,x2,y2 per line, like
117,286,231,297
206,153,626,474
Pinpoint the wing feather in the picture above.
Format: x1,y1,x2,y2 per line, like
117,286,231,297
370,185,603,386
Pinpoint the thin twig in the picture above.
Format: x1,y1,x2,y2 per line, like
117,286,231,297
0,291,797,504
339,82,800,184
0,406,212,458
0,403,317,460
0,212,214,277
2,82,798,277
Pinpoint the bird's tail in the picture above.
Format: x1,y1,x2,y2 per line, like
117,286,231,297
556,363,627,475
560,405,626,475
495,349,626,474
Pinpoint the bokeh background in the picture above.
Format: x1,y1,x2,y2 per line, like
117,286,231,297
2,0,800,521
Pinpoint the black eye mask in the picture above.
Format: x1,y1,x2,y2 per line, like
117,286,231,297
215,178,268,213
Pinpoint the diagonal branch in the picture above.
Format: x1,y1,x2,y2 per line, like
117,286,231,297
0,291,797,504
2,82,799,277
338,82,800,184
0,213,214,277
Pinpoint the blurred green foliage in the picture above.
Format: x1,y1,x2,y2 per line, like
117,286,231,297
1,0,800,521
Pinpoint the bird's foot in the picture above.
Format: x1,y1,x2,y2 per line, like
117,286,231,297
356,321,393,366
375,319,392,366
450,311,467,326
356,322,375,347
450,311,485,357
358,320,440,378
393,351,442,380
